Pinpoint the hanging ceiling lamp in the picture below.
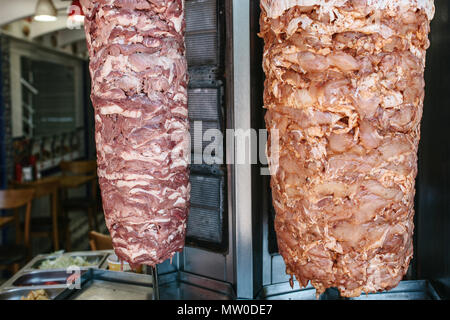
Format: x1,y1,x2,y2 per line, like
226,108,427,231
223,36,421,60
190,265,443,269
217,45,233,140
68,0,85,24
34,0,57,22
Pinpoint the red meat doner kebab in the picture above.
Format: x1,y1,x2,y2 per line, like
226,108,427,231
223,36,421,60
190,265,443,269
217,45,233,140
81,0,190,267
260,0,434,297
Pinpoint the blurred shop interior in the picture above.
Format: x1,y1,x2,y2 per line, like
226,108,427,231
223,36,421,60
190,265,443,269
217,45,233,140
0,0,103,283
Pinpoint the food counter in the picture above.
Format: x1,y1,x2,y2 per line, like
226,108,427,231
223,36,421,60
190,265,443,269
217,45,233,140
0,251,235,300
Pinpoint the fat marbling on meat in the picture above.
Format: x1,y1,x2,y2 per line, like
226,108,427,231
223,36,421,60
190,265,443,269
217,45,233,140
260,0,434,297
81,0,190,267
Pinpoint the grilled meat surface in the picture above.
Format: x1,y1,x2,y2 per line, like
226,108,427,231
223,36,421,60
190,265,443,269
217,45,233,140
260,0,434,297
82,0,190,267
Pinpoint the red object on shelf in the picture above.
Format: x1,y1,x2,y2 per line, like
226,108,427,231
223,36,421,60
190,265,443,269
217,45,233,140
68,0,84,18
15,163,23,183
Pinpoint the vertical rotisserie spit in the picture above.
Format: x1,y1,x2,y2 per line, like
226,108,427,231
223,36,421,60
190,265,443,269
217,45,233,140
81,0,190,267
260,0,434,297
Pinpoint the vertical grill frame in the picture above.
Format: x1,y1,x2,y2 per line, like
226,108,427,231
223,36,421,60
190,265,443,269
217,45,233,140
186,164,227,252
185,0,225,72
184,0,229,253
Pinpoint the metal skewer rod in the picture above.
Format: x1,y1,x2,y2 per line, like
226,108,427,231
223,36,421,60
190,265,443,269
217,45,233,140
152,264,159,300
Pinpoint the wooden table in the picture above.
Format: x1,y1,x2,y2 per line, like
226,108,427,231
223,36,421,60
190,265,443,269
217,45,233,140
10,174,96,251
16,174,96,189
59,175,97,189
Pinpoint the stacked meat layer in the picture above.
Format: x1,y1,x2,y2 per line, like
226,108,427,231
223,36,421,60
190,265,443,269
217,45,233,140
81,0,190,266
260,0,434,297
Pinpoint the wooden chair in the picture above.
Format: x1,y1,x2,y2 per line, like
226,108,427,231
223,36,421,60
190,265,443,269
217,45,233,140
89,231,112,251
10,180,67,251
60,160,99,250
0,189,35,273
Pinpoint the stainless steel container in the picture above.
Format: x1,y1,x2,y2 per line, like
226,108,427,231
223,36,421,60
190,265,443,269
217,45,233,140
23,251,109,272
0,251,110,294
0,288,64,300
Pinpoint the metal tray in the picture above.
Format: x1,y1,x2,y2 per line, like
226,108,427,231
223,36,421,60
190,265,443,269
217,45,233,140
0,288,64,300
0,251,112,292
23,251,109,271
11,270,88,287
258,280,441,300
55,269,155,300
345,280,441,300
